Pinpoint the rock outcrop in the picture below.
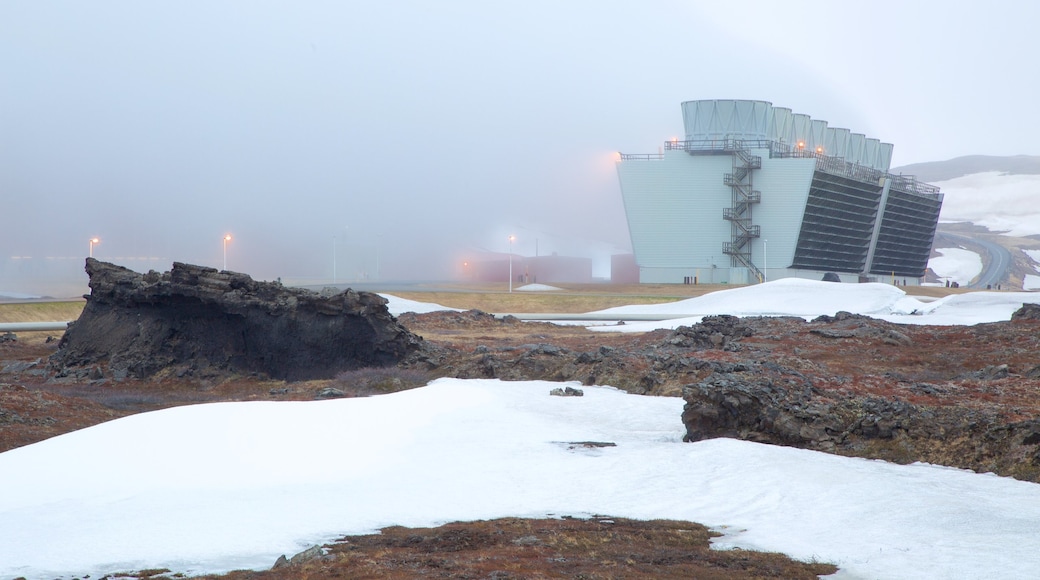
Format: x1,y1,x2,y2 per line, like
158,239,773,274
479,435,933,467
50,259,425,381
681,368,1040,481
1012,302,1040,321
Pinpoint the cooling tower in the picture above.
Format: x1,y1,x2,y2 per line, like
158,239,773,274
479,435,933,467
617,100,943,286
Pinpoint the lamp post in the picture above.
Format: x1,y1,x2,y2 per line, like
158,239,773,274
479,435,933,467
763,239,768,283
223,234,232,271
88,237,99,258
508,235,515,293
332,235,337,283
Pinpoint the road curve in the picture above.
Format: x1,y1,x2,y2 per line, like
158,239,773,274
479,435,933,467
935,232,1011,289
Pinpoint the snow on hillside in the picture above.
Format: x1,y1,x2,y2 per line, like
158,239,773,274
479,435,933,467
934,171,1040,236
1022,249,1040,291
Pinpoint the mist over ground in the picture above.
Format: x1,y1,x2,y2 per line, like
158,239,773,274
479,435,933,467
2,1,1037,296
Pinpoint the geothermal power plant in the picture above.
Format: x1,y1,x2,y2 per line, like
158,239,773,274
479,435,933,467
616,99,943,285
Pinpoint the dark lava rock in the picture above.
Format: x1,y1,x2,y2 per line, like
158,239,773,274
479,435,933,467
681,369,1040,480
50,259,424,381
665,315,753,349
1012,302,1040,320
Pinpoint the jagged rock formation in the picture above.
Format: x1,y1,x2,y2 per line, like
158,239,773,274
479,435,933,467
1012,302,1040,321
50,259,425,381
680,368,1040,482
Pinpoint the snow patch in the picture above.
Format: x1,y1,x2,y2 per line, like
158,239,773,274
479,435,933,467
379,294,462,315
516,283,563,291
927,247,983,286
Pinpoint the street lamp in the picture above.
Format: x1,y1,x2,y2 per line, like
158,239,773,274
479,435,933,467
88,237,100,258
223,234,232,271
763,239,768,283
508,235,515,293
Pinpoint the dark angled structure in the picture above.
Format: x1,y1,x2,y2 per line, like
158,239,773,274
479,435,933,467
616,99,943,285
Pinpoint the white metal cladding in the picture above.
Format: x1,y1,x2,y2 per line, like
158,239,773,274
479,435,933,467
809,119,829,152
682,99,772,140
684,101,715,139
617,152,733,271
824,128,850,159
877,143,894,172
678,101,895,168
617,147,819,284
788,114,811,147
847,133,866,165
863,138,880,170
751,155,817,275
768,107,793,142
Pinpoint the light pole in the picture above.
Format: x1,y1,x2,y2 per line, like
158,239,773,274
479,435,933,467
763,239,768,283
508,235,515,293
332,235,337,283
88,237,100,258
223,234,232,271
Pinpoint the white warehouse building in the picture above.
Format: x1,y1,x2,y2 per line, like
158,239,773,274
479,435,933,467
616,99,944,285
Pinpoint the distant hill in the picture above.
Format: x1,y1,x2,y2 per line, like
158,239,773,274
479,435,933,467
893,155,1040,183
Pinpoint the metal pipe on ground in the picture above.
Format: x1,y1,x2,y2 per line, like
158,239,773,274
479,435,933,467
0,321,71,332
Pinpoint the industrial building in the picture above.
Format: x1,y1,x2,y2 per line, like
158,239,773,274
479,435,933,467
463,253,593,285
616,99,943,285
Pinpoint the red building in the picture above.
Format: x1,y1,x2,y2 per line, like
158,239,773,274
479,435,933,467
464,253,592,285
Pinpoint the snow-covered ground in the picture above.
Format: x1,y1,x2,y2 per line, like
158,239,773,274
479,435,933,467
927,247,983,286
581,278,1040,332
3,281,1040,579
377,293,462,314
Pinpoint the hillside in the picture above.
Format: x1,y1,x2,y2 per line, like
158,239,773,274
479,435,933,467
898,155,1040,289
894,154,1040,182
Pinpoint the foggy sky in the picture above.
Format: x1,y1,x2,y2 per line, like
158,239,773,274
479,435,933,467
2,1,1037,291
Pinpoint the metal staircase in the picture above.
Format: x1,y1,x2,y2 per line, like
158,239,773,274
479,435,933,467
721,140,765,281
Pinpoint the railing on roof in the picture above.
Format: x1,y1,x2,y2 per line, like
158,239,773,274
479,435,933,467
619,139,942,199
618,153,663,161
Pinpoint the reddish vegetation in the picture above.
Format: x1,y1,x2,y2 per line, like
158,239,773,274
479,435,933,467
192,517,836,580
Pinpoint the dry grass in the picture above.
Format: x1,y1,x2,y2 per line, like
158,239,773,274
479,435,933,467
0,283,966,320
0,300,84,345
0,300,84,323
385,283,728,314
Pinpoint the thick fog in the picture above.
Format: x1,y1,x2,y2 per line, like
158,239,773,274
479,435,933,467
2,1,1037,295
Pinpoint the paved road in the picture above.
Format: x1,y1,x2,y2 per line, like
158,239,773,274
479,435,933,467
935,232,1011,289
